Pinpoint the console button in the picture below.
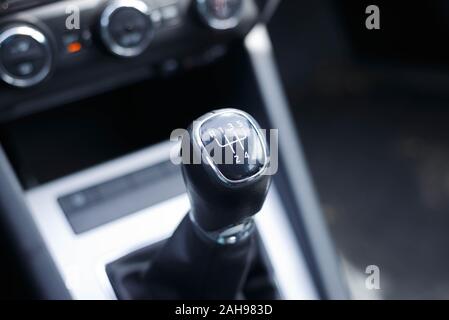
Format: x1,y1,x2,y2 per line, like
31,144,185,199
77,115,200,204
0,25,52,87
2,35,46,75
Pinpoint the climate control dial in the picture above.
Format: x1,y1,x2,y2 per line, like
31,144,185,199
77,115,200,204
0,24,52,87
100,0,155,57
196,0,243,30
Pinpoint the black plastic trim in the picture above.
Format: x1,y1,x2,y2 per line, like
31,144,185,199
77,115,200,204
0,144,70,299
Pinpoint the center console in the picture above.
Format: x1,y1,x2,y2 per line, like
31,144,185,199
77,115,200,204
0,0,347,300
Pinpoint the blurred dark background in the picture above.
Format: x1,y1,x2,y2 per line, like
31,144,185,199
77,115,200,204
268,0,449,299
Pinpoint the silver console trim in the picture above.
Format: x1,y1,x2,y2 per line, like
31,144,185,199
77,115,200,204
25,140,317,299
245,25,349,299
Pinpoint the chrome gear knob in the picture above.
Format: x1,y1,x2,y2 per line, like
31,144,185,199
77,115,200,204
181,108,272,241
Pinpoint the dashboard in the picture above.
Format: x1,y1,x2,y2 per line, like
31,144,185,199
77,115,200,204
0,0,274,119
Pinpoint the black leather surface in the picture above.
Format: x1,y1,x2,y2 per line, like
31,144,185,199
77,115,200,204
107,215,279,300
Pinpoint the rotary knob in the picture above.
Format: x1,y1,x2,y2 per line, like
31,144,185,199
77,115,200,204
100,0,155,57
196,0,243,30
0,24,52,87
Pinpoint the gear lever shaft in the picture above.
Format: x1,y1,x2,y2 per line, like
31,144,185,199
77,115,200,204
143,108,272,299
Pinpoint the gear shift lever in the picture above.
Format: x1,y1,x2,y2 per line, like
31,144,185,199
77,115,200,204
109,108,274,300
183,108,271,244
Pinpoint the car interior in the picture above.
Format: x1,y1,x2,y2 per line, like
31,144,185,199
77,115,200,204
0,0,447,300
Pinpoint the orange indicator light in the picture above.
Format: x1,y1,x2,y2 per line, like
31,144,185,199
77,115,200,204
67,42,82,53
